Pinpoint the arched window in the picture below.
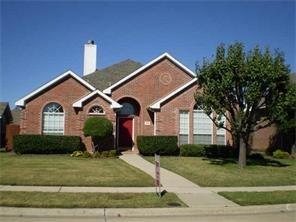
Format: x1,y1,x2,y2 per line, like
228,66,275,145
119,102,136,116
193,105,212,144
88,105,105,115
42,102,64,135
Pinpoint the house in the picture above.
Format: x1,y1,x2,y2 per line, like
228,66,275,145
0,102,12,148
15,41,275,152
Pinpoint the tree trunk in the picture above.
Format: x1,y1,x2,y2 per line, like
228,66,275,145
238,137,247,168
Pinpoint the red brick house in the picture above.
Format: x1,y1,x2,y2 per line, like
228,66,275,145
15,41,274,152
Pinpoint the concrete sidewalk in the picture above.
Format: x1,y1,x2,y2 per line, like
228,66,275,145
119,154,238,207
0,185,156,193
208,186,296,193
0,204,295,218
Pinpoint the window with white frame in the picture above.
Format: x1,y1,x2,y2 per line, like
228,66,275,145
88,105,105,115
179,111,189,145
216,115,226,145
42,102,64,135
193,107,212,144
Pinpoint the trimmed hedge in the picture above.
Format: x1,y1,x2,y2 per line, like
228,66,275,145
180,144,205,157
137,136,179,156
13,135,83,154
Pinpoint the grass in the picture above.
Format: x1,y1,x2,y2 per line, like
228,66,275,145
0,191,186,208
145,156,296,187
219,190,296,206
0,153,154,187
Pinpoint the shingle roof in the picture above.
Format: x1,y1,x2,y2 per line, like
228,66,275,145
0,102,9,116
82,59,142,90
11,108,21,124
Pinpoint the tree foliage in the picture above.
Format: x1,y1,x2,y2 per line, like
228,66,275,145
83,117,113,138
195,42,292,168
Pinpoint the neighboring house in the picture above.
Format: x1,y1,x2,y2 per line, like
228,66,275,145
0,102,12,147
15,41,274,152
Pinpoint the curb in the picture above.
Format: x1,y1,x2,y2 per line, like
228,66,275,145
0,204,295,218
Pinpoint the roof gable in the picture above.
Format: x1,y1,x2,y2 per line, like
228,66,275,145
103,53,196,95
150,78,197,110
73,90,122,109
15,70,96,107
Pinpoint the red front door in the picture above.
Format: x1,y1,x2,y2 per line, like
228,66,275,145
118,118,133,148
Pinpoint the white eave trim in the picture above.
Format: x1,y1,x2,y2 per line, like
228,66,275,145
103,52,196,95
73,90,122,109
15,70,96,107
150,78,197,110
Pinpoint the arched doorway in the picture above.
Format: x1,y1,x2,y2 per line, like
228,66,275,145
117,98,140,150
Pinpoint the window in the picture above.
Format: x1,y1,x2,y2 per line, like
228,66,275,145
193,108,212,144
179,111,189,145
216,115,226,145
88,105,105,115
42,102,64,135
119,102,136,116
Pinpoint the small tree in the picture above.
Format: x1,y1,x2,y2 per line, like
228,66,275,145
83,117,113,151
195,42,291,168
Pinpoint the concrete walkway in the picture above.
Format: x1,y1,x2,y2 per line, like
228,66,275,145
119,154,238,207
1,204,295,217
0,185,155,193
1,185,294,193
208,186,296,193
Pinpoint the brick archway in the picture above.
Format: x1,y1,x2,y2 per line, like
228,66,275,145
117,97,141,151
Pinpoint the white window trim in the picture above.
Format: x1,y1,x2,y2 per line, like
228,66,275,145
193,109,213,145
42,104,65,135
179,110,190,145
88,105,106,116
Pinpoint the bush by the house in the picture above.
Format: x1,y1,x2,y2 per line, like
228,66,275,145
83,117,113,151
83,117,113,138
13,135,83,154
137,136,179,156
180,144,205,157
204,144,237,158
273,149,290,159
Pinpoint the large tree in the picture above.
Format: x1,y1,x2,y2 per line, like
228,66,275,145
195,42,291,168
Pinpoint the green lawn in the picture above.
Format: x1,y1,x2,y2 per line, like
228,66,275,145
0,153,154,187
219,191,296,206
145,156,296,187
0,191,186,208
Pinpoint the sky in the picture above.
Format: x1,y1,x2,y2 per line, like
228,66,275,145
1,1,295,108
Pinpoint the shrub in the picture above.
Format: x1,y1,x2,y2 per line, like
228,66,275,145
83,117,113,138
180,144,205,157
273,149,290,159
13,135,83,154
204,144,237,158
82,150,118,158
81,151,92,158
137,136,179,156
70,151,83,157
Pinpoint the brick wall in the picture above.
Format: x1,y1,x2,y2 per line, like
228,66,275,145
110,58,193,149
20,76,117,152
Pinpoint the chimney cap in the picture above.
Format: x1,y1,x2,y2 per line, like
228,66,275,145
87,40,95,45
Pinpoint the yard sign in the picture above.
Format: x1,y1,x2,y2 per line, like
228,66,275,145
155,153,161,197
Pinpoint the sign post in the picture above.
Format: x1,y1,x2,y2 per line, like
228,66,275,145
155,153,161,197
